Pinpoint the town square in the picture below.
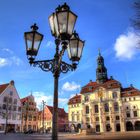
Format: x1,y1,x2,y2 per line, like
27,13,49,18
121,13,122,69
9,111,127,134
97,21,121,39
0,0,140,140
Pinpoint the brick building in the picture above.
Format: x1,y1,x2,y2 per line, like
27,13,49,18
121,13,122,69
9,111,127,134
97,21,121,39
38,105,68,132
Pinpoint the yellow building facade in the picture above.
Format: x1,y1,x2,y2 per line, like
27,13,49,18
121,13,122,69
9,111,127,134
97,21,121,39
68,52,140,133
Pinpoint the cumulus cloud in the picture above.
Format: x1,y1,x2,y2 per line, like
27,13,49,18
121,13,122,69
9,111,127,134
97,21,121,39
32,91,68,109
0,56,23,67
114,30,140,60
0,58,9,67
62,81,81,91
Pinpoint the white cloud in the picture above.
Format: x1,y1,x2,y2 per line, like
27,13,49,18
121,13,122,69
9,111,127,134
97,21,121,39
114,30,140,60
0,58,9,67
0,56,23,67
46,41,54,48
32,91,69,110
62,81,81,91
10,56,23,66
2,48,13,54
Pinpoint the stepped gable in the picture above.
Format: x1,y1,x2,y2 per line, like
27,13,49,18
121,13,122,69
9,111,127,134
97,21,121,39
80,78,121,94
121,86,140,97
68,94,81,105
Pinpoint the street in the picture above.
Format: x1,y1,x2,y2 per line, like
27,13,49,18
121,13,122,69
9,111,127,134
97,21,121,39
0,132,140,140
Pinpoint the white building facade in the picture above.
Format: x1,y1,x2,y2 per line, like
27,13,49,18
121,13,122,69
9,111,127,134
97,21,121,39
68,52,140,133
0,81,22,133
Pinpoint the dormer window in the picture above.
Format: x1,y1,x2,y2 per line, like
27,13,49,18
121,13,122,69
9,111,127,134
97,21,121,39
112,92,117,99
85,96,89,102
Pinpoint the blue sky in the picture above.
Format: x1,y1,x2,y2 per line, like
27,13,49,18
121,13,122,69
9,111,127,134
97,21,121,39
0,0,140,111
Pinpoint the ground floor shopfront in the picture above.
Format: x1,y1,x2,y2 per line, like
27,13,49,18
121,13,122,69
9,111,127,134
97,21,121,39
0,123,21,133
69,120,140,133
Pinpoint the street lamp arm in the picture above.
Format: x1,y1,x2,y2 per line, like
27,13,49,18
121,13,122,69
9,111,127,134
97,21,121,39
30,58,76,74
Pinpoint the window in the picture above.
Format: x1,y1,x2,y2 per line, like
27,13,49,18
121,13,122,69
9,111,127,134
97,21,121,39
33,116,36,121
10,91,13,96
129,98,131,101
133,111,138,117
104,103,109,112
112,92,117,99
2,104,6,110
96,117,99,121
106,116,110,121
18,107,21,112
77,115,79,121
116,116,120,120
13,106,17,111
124,98,127,102
12,114,16,120
29,115,32,121
9,98,12,104
14,99,17,104
126,112,130,118
106,124,111,132
95,105,99,113
8,106,11,111
86,117,90,123
72,115,74,121
86,106,89,114
85,96,89,102
133,97,136,101
114,102,119,111
3,97,7,103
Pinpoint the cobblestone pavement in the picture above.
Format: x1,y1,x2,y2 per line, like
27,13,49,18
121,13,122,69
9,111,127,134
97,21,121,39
0,132,140,140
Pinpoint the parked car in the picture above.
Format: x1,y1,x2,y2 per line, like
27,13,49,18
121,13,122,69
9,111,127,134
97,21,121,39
24,129,34,134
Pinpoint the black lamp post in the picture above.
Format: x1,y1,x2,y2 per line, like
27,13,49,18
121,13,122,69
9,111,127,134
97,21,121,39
24,3,84,140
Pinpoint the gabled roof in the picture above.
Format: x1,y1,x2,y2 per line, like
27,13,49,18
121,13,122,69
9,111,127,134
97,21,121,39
121,86,140,97
68,94,81,105
20,96,29,103
80,79,121,94
0,83,9,94
45,105,67,118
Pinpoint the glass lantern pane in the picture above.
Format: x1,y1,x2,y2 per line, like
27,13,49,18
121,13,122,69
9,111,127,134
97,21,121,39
70,40,78,57
67,46,71,59
25,32,34,51
78,40,84,58
49,14,55,35
33,33,42,53
57,11,68,34
54,14,59,37
68,12,77,35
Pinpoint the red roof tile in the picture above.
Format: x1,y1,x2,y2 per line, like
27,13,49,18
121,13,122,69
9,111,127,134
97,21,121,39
121,87,140,97
80,79,121,94
68,94,81,105
46,105,67,118
0,83,9,94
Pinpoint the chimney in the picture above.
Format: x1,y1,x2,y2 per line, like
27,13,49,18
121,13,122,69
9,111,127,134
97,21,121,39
89,80,92,83
110,76,113,80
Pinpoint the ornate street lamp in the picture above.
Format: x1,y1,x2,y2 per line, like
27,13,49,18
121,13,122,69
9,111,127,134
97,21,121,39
24,3,84,140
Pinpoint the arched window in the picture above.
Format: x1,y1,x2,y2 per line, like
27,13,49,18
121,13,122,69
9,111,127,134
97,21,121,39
114,102,119,111
112,92,117,99
86,106,89,114
104,103,109,112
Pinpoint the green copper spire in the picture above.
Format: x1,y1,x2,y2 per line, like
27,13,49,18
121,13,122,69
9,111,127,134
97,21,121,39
96,50,108,84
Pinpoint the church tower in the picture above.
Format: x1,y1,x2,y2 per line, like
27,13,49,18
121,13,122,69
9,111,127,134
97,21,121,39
96,50,108,84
